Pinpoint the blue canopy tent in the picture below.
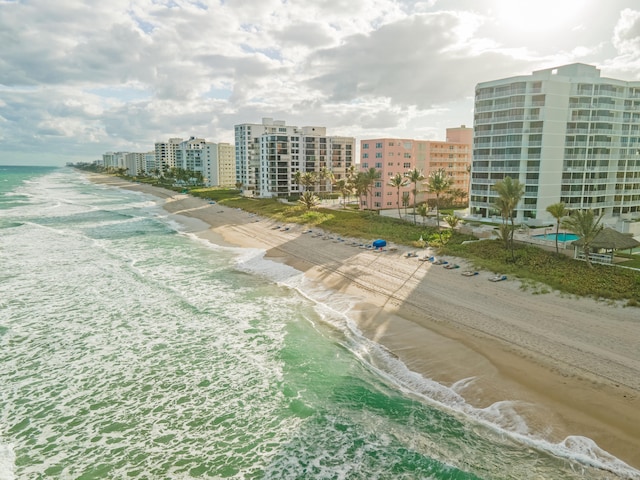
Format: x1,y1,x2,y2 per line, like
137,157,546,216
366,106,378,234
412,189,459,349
372,239,387,248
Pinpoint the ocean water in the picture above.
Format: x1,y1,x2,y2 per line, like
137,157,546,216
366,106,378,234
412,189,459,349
1,166,638,480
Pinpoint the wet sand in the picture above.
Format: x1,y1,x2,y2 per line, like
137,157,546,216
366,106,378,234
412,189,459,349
88,174,640,473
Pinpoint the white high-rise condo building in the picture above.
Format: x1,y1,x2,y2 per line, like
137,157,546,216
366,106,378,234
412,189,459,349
235,118,355,198
471,63,640,228
154,138,183,173
174,137,237,187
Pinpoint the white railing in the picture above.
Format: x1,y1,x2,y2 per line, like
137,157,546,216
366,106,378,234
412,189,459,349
574,251,612,264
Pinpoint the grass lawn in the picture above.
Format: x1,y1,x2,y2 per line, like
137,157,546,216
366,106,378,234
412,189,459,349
129,180,640,306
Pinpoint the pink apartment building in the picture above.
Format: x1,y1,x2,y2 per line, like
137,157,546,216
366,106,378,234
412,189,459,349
359,126,472,210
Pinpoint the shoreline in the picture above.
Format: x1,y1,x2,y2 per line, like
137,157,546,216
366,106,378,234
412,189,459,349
88,174,640,474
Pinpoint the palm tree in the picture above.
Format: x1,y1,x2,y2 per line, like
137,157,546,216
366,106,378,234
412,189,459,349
354,172,369,209
363,167,381,211
405,168,425,224
293,171,302,194
298,191,320,211
333,178,353,209
425,168,453,241
301,172,316,193
449,188,467,206
444,214,460,229
416,203,429,225
344,165,357,207
388,173,409,219
317,167,332,199
493,176,525,258
546,202,568,254
562,209,604,268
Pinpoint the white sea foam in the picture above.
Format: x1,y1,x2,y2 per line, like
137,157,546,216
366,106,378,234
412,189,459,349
0,443,15,480
227,237,640,479
4,169,638,479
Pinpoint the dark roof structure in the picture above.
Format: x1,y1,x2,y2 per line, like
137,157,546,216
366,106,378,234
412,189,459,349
572,228,640,250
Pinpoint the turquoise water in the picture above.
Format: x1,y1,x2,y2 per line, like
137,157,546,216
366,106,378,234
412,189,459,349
532,233,580,242
0,166,638,479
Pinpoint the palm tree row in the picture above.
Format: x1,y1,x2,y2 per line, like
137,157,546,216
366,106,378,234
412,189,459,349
493,177,605,268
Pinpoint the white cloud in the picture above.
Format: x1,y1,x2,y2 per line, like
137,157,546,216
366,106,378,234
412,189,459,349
0,0,638,165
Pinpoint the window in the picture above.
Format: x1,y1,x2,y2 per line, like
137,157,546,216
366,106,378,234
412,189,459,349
375,162,382,168
403,162,411,168
389,141,394,146
375,142,383,148
363,153,369,158
376,153,382,158
362,162,368,168
363,143,369,149
403,153,411,158
388,162,394,166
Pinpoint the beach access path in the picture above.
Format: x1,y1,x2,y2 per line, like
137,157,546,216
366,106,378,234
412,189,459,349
89,174,640,471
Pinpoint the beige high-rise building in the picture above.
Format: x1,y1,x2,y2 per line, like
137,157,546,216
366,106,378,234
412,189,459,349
154,137,182,173
216,142,236,187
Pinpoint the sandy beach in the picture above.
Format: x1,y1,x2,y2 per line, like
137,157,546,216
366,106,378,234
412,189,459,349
89,174,640,473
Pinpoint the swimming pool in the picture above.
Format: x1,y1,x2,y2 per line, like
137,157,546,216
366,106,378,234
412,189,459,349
532,232,580,242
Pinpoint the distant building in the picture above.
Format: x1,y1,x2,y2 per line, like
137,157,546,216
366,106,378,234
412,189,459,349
235,118,355,198
144,151,156,175
471,63,640,229
124,152,146,176
216,143,236,187
174,137,236,187
154,138,182,173
360,126,472,210
102,152,126,170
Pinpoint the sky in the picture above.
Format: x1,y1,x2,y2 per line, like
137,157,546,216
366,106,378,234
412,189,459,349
2,0,640,166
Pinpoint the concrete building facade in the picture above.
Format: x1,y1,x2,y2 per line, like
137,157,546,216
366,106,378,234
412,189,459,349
174,137,236,187
360,126,472,210
154,138,183,173
235,118,355,198
471,63,640,227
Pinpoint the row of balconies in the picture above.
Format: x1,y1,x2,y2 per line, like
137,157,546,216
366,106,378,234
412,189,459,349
562,177,611,184
475,101,547,113
475,88,528,100
474,128,544,136
475,115,541,124
569,103,640,111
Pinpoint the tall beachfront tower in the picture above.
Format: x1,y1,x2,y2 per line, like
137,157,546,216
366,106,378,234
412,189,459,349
235,118,355,198
154,137,182,174
173,137,236,187
360,126,472,210
471,63,640,226
217,143,236,187
235,118,289,196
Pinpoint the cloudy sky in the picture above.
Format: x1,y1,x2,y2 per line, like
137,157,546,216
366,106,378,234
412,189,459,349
2,0,640,166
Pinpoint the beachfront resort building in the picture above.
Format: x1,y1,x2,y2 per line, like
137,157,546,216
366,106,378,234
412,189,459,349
173,137,236,187
102,151,154,175
154,138,183,173
471,63,640,231
235,118,355,198
360,126,472,210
